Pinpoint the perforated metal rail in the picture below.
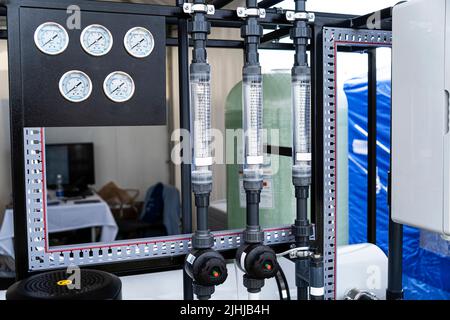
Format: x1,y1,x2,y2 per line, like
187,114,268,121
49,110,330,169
24,127,293,270
322,27,391,300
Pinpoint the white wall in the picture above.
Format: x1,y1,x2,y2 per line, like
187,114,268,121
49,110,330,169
0,40,11,223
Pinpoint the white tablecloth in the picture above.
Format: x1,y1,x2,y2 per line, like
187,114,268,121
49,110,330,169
0,195,118,258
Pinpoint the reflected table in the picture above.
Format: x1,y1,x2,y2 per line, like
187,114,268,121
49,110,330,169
0,195,118,258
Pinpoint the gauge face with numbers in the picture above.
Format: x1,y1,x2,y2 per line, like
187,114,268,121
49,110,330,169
80,24,113,56
103,71,135,103
34,22,69,55
59,70,92,103
124,27,154,58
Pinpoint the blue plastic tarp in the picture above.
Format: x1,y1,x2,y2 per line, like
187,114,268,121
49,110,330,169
344,75,450,300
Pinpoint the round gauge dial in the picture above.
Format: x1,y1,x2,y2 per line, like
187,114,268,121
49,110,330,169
103,71,135,103
80,24,113,56
59,70,92,103
34,22,69,55
124,27,154,58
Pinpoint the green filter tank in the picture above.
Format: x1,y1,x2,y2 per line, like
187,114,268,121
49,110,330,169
225,71,349,245
225,71,298,229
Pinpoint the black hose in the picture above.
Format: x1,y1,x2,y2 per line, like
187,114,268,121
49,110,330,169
275,266,291,300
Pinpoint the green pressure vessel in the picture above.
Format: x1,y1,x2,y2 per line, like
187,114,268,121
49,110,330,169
225,71,348,245
225,71,297,229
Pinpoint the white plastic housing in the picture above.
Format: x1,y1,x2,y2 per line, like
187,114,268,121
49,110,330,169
392,0,450,235
336,244,387,300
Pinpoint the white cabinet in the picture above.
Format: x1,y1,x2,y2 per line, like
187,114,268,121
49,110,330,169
392,0,450,235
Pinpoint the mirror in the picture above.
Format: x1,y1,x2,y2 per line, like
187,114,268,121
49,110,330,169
41,126,173,248
0,123,185,258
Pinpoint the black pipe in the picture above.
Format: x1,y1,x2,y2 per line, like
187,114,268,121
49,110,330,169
195,194,209,232
294,187,309,248
386,166,403,299
297,283,308,300
367,49,377,244
191,0,208,64
246,190,261,228
178,12,194,301
386,217,403,300
296,187,308,221
166,37,297,50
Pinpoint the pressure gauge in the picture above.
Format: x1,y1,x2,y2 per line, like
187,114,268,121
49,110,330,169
59,70,92,103
34,22,69,55
124,27,154,58
103,71,135,103
80,24,113,56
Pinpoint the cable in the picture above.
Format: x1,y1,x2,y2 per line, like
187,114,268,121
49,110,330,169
275,265,291,300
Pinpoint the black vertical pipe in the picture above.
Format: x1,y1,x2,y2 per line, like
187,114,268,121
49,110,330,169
246,191,260,227
387,210,404,299
297,284,308,300
196,201,209,231
386,83,404,299
178,12,194,300
367,49,377,244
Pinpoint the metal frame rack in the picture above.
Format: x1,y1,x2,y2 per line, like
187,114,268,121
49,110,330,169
0,0,402,300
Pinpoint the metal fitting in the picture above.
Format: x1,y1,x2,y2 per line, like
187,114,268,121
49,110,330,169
289,247,310,259
237,7,266,19
285,11,315,22
183,3,215,15
344,288,378,301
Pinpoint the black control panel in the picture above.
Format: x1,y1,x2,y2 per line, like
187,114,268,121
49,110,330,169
18,7,166,127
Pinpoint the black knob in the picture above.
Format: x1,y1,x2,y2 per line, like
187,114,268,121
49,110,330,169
236,244,279,280
185,249,228,287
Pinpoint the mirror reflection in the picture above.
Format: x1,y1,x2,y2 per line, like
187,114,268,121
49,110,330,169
43,126,179,247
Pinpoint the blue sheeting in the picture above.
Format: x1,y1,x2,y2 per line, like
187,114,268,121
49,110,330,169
344,76,450,300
